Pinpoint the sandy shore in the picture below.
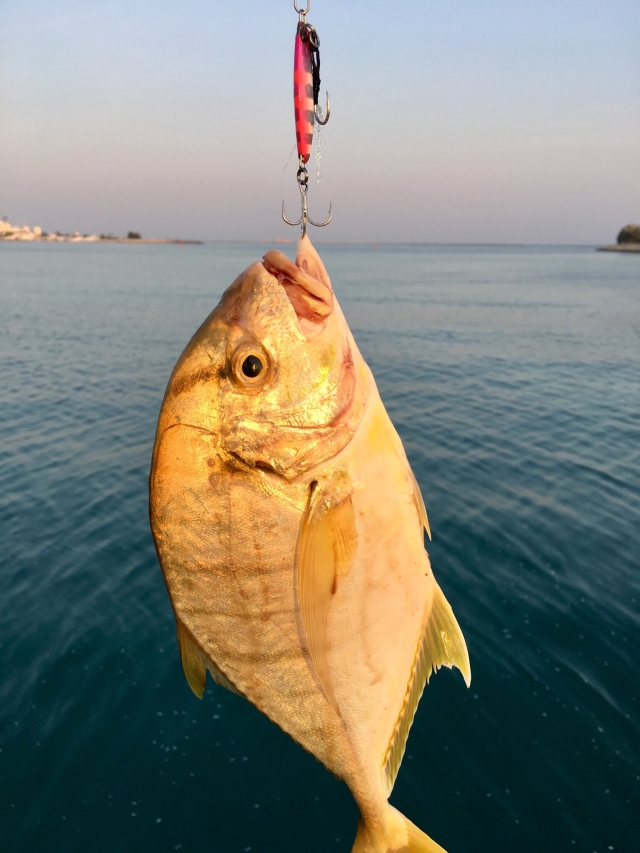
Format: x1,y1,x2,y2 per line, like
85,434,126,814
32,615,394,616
598,244,640,252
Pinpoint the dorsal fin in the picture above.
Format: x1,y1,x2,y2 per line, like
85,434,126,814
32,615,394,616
296,478,357,715
176,620,241,698
382,579,471,795
410,468,432,541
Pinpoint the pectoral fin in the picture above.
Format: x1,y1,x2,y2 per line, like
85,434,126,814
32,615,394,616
176,620,241,699
383,579,470,794
410,468,432,541
296,479,357,714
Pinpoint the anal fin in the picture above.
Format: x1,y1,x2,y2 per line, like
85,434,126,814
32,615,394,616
383,579,471,795
176,620,241,699
423,581,471,688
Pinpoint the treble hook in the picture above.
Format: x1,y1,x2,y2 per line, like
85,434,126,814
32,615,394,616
282,189,332,238
282,160,332,237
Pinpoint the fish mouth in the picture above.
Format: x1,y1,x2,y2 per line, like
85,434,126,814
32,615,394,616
262,249,334,333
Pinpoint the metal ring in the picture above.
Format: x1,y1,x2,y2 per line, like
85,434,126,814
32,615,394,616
293,0,310,14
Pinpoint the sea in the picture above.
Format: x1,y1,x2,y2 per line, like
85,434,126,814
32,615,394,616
1,241,638,853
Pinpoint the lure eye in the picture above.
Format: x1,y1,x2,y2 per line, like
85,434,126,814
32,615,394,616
231,343,270,389
242,355,263,378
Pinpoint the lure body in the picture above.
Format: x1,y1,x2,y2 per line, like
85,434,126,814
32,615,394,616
294,24,315,164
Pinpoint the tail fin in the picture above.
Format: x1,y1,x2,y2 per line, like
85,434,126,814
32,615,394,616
351,805,448,853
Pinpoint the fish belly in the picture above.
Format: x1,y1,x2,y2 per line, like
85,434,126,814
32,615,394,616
150,423,351,772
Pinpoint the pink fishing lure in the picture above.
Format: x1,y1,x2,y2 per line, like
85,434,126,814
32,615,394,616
294,23,315,164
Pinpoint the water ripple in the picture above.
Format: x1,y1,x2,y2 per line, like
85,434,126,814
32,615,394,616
1,242,638,853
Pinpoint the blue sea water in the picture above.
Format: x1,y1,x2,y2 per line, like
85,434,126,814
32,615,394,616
1,241,638,853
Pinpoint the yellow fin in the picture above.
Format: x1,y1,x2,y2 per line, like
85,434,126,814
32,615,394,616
405,812,449,853
176,620,240,699
410,468,432,541
383,579,471,795
351,805,448,853
296,479,357,714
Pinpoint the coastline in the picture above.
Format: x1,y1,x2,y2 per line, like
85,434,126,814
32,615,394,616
100,238,203,245
0,220,201,245
2,217,636,251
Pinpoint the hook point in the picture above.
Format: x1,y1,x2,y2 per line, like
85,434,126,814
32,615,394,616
315,92,330,126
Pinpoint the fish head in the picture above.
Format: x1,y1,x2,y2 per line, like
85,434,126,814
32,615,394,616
154,236,367,478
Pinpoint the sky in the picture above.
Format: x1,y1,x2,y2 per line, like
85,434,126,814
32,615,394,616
1,0,639,243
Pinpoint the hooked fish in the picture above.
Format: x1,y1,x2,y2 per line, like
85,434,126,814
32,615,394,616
149,237,470,853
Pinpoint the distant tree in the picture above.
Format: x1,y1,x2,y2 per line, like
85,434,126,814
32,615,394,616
617,224,640,244
127,231,141,240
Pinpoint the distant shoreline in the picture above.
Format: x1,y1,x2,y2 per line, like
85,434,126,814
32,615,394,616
0,219,202,245
2,239,631,249
100,238,203,245
0,237,203,245
597,244,640,253
2,218,636,251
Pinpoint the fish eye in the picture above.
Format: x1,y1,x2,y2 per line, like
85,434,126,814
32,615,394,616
242,355,263,378
231,343,270,388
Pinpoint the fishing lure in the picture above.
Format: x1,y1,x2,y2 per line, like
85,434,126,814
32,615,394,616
282,0,332,236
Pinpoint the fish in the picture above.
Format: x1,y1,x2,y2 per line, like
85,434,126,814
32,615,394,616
149,236,471,853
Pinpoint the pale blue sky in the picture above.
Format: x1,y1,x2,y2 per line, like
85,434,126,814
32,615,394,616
2,1,638,242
